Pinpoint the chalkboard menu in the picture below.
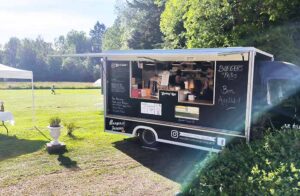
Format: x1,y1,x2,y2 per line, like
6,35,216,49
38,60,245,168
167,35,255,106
107,61,132,115
216,62,248,110
213,61,249,132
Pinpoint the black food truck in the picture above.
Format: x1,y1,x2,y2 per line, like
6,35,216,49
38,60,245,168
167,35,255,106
58,47,300,152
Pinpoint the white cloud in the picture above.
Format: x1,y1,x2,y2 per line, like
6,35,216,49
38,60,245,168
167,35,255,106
0,0,116,44
0,0,114,8
0,11,96,43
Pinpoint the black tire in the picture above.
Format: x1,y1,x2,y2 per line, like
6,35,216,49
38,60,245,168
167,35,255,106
138,129,158,147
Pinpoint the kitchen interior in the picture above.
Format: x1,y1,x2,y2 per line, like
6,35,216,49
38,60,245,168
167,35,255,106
130,61,215,105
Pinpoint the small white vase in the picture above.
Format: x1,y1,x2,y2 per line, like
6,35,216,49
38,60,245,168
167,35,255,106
48,126,62,145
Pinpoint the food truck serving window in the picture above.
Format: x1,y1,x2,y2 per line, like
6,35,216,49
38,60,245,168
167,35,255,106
130,61,215,105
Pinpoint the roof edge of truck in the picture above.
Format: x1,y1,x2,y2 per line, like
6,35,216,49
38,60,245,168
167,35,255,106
49,47,273,59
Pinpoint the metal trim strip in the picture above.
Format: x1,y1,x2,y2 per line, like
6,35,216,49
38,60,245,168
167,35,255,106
105,130,220,152
244,51,255,142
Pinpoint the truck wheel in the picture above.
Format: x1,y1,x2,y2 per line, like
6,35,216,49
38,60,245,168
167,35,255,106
139,129,157,147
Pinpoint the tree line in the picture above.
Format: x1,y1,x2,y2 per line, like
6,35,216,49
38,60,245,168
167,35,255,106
0,22,105,82
103,0,299,63
0,0,299,81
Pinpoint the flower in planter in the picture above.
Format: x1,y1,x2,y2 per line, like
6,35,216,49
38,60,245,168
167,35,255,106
49,117,61,127
47,117,63,147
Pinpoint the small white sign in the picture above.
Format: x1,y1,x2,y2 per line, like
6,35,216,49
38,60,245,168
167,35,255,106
141,102,162,116
217,137,226,146
161,71,170,86
179,132,216,142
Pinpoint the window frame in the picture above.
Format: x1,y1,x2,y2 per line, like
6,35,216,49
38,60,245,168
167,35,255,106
129,60,216,106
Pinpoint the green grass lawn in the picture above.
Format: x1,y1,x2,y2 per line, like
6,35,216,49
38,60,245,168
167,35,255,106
0,88,205,195
2,87,296,195
0,89,123,187
0,82,98,89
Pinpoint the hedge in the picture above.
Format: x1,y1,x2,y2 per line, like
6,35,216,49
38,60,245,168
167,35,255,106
182,129,300,195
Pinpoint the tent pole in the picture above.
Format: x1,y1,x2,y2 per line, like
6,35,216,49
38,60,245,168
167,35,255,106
31,77,36,126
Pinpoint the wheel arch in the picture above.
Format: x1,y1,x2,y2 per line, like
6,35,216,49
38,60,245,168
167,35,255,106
132,125,158,140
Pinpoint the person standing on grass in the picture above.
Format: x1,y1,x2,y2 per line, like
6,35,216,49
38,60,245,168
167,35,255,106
51,85,56,95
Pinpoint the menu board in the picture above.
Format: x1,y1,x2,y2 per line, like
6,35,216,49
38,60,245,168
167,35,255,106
107,62,132,115
212,61,249,132
216,62,246,110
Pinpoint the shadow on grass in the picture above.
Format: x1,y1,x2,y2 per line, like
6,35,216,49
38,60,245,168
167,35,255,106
57,153,79,170
0,134,46,162
113,138,208,184
48,148,80,170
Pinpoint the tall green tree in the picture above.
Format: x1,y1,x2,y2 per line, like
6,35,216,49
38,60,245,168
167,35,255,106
18,39,38,78
0,44,4,64
54,35,67,53
160,0,300,63
48,56,63,81
3,37,21,67
34,36,53,80
102,17,124,50
160,0,187,48
0,22,108,82
89,21,106,80
66,30,91,53
125,0,164,49
90,21,106,52
103,0,165,50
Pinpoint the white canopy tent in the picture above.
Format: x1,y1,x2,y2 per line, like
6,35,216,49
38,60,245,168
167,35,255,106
0,64,33,79
0,64,35,123
93,78,102,87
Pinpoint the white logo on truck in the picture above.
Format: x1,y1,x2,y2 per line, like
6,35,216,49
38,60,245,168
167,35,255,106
109,120,125,132
171,130,179,139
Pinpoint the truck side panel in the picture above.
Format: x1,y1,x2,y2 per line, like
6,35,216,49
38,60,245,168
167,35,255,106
106,60,249,135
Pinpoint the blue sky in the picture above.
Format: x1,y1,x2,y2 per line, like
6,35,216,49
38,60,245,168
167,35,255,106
0,0,117,45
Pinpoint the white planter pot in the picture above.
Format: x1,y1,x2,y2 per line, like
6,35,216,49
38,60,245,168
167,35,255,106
48,126,62,145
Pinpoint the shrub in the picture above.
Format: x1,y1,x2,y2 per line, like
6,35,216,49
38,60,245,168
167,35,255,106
49,117,61,127
182,129,300,195
64,122,77,136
